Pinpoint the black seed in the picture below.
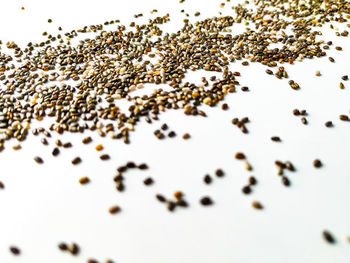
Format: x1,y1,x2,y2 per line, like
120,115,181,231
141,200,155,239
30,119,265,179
161,123,168,130
242,185,251,194
203,174,212,184
168,131,176,137
282,176,290,186
63,142,72,148
52,147,60,156
248,176,257,185
100,154,110,160
221,103,229,110
69,243,79,255
138,163,148,170
322,230,336,244
126,162,136,168
156,194,166,202
341,75,348,81
200,196,213,206
271,136,281,142
0,181,4,189
58,243,68,251
9,246,20,255
301,117,308,125
143,177,154,186
215,169,224,177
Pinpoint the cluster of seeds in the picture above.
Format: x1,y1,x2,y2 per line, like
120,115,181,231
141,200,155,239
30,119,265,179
2,0,350,258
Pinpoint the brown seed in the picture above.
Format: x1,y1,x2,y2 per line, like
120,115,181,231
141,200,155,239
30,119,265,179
62,142,72,148
339,115,349,121
109,205,121,214
12,144,22,150
315,71,321,76
200,196,213,206
282,176,290,186
252,201,263,210
325,121,333,127
41,138,48,145
34,156,44,164
242,61,249,66
161,123,168,130
87,259,99,263
313,159,322,168
266,69,273,75
0,181,4,189
100,154,110,160
322,230,336,244
143,177,154,186
71,157,82,165
168,131,176,137
182,133,190,139
293,109,300,116
9,246,20,255
245,161,252,171
235,152,246,160
248,176,257,185
82,136,92,144
340,82,345,89
79,177,90,185
221,103,229,110
174,191,183,200
95,144,104,151
301,117,308,125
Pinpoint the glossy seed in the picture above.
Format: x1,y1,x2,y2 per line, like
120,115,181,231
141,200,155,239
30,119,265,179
34,156,44,164
252,201,263,210
71,157,82,165
200,196,213,206
235,152,246,160
322,230,336,244
203,174,212,184
313,159,322,168
109,205,121,214
100,154,110,160
79,177,90,185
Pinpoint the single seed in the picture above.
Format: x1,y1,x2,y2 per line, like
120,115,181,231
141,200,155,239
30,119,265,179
9,246,20,255
143,177,154,186
271,136,281,142
72,157,82,165
215,169,224,177
62,142,72,148
182,133,190,139
69,243,79,255
282,176,290,186
58,243,68,251
156,194,166,202
12,144,22,150
200,196,213,206
87,259,99,263
126,162,136,168
315,71,321,76
174,191,183,200
0,181,4,189
329,57,335,62
79,177,90,185
252,201,263,210
235,152,246,160
41,138,48,145
168,131,176,137
242,185,251,194
52,147,60,156
325,121,333,127
339,82,345,89
313,159,322,168
138,163,148,170
95,144,104,151
221,103,229,110
339,115,349,121
248,176,257,185
322,230,336,244
82,136,92,144
301,117,308,125
293,109,300,116
55,140,62,147
245,161,252,171
161,123,168,130
341,75,348,81
109,205,121,214
100,154,110,160
266,69,273,75
335,46,342,51
34,156,44,164
203,174,212,184
48,19,53,23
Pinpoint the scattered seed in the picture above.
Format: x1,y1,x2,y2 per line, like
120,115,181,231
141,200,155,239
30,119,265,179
252,201,263,210
156,194,166,202
82,136,92,144
9,246,20,255
109,205,121,214
325,121,333,127
313,159,322,168
322,230,336,244
215,169,224,177
203,174,212,184
339,115,349,121
182,133,190,139
12,144,21,150
95,144,104,151
315,71,321,76
271,136,281,142
143,177,154,186
200,196,213,206
34,156,44,164
235,152,246,160
71,157,82,165
52,147,60,156
79,177,90,185
100,154,110,160
242,185,251,194
58,243,68,251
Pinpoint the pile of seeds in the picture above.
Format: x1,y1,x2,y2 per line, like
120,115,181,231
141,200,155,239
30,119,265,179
1,0,350,258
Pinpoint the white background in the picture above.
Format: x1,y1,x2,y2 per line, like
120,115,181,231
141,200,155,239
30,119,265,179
0,0,350,262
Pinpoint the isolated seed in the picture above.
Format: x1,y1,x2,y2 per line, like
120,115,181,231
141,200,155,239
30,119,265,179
71,157,82,165
82,136,92,144
301,117,308,125
182,133,190,139
315,71,321,76
322,230,336,244
282,176,290,186
325,121,333,127
242,185,251,194
339,115,349,121
168,131,176,137
12,144,21,150
95,144,104,151
271,136,281,142
100,154,110,160
79,177,90,185
341,75,348,81
313,159,322,168
9,246,20,255
109,205,121,214
252,201,263,210
156,194,166,202
340,82,345,89
0,181,4,189
248,176,257,185
143,177,154,186
215,169,224,177
62,142,72,148
69,243,79,255
58,243,68,251
203,174,212,184
235,152,246,160
200,196,213,206
52,147,60,156
138,163,148,170
34,156,43,164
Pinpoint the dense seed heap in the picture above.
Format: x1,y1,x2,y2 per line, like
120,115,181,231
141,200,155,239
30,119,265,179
1,0,350,257
0,0,348,149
